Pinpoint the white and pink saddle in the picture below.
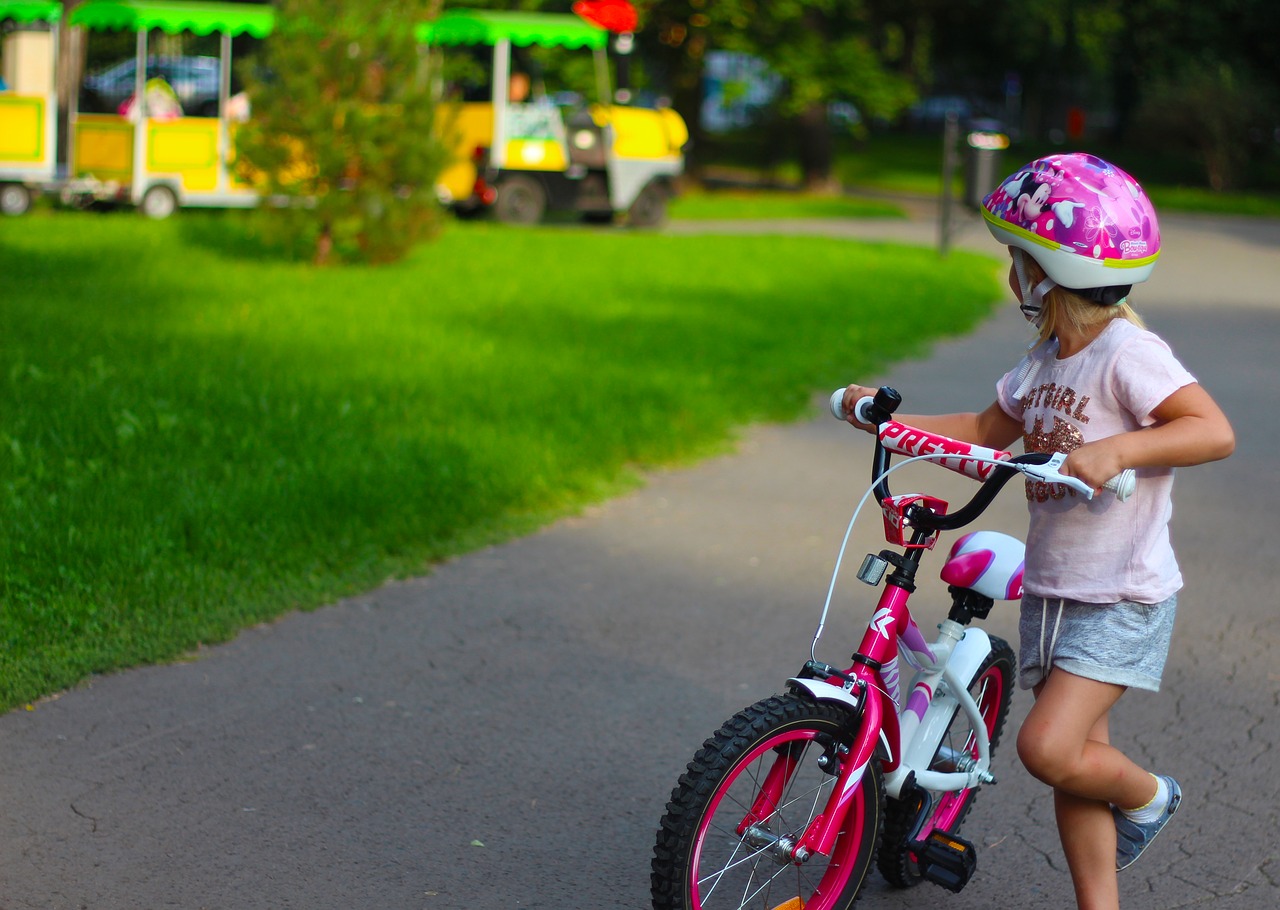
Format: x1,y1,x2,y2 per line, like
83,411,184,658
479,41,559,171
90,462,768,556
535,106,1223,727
939,530,1025,601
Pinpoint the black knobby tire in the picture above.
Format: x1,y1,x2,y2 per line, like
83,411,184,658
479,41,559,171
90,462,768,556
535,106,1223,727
493,175,547,225
653,693,884,910
877,636,1015,888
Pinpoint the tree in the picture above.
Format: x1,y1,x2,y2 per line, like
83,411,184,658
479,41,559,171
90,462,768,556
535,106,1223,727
740,2,918,189
1130,63,1274,192
1115,0,1278,191
639,0,917,190
923,0,1279,192
236,0,449,264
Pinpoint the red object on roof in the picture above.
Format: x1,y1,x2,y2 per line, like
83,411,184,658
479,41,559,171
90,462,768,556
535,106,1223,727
572,0,638,34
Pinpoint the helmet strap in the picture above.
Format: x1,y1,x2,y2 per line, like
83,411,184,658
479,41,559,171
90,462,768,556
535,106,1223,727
1011,249,1057,326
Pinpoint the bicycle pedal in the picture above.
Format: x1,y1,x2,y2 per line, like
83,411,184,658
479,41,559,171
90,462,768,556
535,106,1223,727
914,829,977,893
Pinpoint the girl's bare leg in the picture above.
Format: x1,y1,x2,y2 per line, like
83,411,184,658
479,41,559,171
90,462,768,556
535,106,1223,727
1018,670,1160,910
1054,715,1120,910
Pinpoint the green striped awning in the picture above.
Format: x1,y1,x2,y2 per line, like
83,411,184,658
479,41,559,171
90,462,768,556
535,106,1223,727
0,1,63,24
69,0,274,37
416,8,606,50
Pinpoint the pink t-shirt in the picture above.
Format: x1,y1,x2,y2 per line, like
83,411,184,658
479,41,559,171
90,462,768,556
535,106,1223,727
996,319,1196,604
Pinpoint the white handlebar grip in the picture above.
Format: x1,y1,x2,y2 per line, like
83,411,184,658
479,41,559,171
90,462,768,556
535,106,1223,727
1102,469,1137,502
829,390,878,423
829,389,880,422
829,388,848,420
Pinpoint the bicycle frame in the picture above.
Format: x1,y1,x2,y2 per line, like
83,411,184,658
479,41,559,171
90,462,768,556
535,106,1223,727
770,387,1033,864
785,569,998,860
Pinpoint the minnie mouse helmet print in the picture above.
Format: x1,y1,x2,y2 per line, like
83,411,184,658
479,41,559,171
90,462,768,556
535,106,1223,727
982,153,1161,304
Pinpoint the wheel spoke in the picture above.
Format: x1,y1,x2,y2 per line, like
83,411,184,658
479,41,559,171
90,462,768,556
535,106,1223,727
739,859,817,908
697,839,762,899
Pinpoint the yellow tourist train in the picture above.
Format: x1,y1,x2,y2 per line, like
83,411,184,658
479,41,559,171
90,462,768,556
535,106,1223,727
420,7,688,226
1,0,271,216
0,0,61,214
0,1,686,222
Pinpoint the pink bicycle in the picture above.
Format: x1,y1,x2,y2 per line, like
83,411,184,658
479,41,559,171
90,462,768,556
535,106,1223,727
651,386,1134,910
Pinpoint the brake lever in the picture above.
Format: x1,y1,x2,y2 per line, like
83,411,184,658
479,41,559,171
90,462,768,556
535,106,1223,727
1020,452,1097,499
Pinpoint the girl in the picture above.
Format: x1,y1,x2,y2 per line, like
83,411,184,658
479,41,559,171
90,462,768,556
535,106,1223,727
840,152,1234,910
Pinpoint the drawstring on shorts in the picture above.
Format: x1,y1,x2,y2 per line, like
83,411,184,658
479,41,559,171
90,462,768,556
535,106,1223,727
1039,598,1066,673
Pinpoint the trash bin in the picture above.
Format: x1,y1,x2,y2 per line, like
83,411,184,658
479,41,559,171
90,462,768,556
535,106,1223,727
963,127,1009,209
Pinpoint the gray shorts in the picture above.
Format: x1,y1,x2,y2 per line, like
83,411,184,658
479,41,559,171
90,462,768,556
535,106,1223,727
1018,593,1178,692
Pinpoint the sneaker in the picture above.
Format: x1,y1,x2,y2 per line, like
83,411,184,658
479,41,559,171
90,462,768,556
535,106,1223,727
1113,775,1182,872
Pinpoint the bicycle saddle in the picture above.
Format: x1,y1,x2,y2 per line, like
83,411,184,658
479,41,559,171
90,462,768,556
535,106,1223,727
940,530,1025,601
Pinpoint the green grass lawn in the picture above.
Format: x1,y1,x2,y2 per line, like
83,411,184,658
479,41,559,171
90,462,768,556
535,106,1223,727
0,210,1004,711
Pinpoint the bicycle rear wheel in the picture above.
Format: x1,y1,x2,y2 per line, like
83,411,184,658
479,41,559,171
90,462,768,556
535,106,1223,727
653,693,884,910
877,636,1015,887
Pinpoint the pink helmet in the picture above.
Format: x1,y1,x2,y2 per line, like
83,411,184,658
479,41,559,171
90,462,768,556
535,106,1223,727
982,152,1161,292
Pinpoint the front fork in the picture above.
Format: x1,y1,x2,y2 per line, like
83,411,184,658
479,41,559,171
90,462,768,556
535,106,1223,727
742,674,886,864
762,654,996,865
795,682,884,860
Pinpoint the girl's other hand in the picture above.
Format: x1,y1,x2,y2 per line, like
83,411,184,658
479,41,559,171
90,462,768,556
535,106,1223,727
840,384,881,432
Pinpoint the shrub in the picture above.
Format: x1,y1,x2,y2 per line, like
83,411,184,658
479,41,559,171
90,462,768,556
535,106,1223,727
235,0,450,263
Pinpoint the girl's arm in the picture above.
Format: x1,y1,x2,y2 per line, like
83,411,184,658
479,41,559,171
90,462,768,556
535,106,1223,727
1062,383,1236,489
839,384,1024,450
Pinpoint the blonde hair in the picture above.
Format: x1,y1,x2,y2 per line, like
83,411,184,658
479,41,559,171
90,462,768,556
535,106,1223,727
1023,254,1144,343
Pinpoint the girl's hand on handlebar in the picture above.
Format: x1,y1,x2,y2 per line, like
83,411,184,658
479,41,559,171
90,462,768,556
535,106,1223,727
1061,442,1127,495
837,384,881,432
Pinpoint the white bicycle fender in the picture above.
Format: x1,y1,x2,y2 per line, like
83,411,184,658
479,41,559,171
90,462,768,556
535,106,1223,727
787,677,861,712
787,677,893,759
947,628,993,686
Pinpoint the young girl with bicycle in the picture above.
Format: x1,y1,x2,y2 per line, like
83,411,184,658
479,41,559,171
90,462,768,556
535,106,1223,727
840,152,1235,910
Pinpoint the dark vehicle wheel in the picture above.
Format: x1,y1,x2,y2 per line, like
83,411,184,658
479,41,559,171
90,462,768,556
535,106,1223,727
626,181,668,228
493,175,546,225
140,185,178,220
1,183,33,216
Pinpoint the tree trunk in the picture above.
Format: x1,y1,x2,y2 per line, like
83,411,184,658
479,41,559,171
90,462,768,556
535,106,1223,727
670,77,705,179
796,100,837,193
315,225,333,266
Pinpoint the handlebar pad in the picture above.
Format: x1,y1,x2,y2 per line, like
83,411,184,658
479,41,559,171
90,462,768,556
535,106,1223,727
830,389,1137,501
879,421,1014,482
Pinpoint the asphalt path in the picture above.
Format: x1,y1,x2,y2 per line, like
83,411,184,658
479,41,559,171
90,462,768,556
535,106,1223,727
2,207,1278,909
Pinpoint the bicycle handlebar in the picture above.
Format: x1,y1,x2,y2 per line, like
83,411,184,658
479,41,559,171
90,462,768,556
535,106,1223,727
830,387,1136,518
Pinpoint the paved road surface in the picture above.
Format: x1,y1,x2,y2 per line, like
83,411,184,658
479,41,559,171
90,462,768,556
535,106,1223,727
2,207,1277,909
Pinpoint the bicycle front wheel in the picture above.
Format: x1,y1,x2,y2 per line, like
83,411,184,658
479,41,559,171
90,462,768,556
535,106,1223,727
653,693,884,910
